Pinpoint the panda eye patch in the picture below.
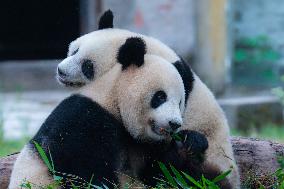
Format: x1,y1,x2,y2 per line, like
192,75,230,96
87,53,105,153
151,91,167,109
70,48,79,56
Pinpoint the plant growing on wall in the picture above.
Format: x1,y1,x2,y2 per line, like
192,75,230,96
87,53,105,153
233,35,281,87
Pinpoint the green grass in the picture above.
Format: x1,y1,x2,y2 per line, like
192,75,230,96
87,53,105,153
0,138,28,157
231,123,284,143
0,91,29,157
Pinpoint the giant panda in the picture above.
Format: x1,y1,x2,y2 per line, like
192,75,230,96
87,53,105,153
56,10,240,188
9,38,214,188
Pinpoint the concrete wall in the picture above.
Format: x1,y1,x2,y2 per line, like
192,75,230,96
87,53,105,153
101,0,195,57
233,0,284,57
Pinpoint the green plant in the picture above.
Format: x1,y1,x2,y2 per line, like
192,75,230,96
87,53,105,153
20,141,109,189
157,162,231,189
272,75,284,106
0,93,30,157
233,35,281,85
21,142,232,189
241,156,284,189
273,156,284,188
231,123,284,143
234,35,280,65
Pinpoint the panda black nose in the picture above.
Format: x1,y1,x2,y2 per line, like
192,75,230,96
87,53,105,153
57,67,67,77
169,121,181,131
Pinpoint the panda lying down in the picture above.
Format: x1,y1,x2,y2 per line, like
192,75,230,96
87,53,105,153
9,38,228,188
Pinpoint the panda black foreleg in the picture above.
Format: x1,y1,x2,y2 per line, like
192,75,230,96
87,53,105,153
136,130,208,187
172,130,232,189
160,130,209,179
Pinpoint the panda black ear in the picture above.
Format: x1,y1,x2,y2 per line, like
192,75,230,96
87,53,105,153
117,37,147,70
98,10,114,30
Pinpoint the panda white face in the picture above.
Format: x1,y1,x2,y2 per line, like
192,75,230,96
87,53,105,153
116,54,185,141
145,88,184,141
148,90,183,137
57,29,134,87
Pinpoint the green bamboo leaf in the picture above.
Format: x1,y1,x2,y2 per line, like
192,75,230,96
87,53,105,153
212,169,232,183
170,164,189,188
182,171,203,189
158,162,178,188
102,184,110,189
279,180,284,189
258,182,265,189
201,175,207,188
171,133,182,141
48,147,55,172
71,182,79,189
53,175,62,182
93,185,104,189
86,174,94,189
33,141,54,173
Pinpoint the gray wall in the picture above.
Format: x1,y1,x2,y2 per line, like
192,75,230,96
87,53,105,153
233,0,284,56
101,0,195,57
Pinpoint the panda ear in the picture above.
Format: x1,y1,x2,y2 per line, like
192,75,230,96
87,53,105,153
98,10,114,30
117,37,147,70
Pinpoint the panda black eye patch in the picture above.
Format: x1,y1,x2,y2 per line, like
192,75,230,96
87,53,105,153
70,48,79,56
151,91,167,109
82,60,94,80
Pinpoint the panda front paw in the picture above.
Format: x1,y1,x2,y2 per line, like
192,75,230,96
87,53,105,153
174,130,208,161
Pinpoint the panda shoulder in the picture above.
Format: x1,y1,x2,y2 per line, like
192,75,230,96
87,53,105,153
172,58,195,103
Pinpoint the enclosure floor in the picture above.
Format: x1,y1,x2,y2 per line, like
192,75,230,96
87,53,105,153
1,90,70,139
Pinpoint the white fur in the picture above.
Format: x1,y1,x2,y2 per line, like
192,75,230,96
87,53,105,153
80,55,185,141
8,145,53,189
183,75,239,186
57,29,179,85
56,29,240,188
115,55,185,141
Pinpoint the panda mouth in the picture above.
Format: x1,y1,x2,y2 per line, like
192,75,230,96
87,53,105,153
57,76,85,87
149,121,172,136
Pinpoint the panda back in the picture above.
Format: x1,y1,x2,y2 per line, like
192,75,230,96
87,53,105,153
31,94,126,186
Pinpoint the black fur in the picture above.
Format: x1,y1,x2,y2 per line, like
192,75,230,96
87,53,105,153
81,60,94,80
117,37,147,70
151,90,167,109
98,10,114,30
136,130,231,188
136,130,210,187
173,58,195,104
31,94,125,186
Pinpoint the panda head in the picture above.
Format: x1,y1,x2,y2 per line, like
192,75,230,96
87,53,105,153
57,10,136,87
116,37,185,141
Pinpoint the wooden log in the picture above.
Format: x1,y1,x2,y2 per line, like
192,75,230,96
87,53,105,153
0,137,284,188
232,137,284,187
0,153,19,189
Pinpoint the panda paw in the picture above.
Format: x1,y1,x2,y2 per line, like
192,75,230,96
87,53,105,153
174,130,208,161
